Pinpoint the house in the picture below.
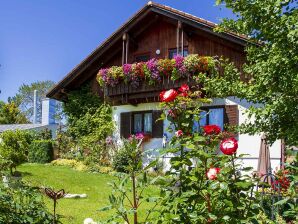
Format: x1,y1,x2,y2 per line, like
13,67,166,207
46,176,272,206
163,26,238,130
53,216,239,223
47,2,283,171
0,98,58,138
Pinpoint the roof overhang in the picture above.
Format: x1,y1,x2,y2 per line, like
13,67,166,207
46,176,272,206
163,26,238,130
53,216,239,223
47,2,249,101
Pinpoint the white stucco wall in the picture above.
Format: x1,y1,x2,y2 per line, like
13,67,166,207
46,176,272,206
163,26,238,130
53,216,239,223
112,98,282,172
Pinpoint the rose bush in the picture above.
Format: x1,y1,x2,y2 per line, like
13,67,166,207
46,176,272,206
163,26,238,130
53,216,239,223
151,84,261,223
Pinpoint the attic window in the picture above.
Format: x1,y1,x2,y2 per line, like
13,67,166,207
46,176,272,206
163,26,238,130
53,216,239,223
169,48,189,59
135,54,150,62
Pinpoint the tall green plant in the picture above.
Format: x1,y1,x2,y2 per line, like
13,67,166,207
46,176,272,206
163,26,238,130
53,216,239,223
154,85,260,223
208,0,298,146
62,84,114,164
0,130,32,175
100,136,158,224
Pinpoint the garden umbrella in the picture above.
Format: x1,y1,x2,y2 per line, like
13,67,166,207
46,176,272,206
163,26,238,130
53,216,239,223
257,134,272,183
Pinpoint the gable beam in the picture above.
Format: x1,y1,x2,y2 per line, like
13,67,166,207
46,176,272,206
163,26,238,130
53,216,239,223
150,7,247,47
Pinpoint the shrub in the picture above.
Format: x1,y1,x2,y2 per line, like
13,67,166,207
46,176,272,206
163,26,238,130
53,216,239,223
0,183,53,223
28,140,53,164
112,147,131,173
0,130,32,174
51,159,88,172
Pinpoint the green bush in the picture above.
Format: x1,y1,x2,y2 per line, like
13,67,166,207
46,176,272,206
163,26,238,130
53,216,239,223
28,140,53,163
112,148,130,173
0,130,32,174
0,183,53,223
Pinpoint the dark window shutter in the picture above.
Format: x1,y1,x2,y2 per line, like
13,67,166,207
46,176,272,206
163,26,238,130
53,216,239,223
224,105,239,137
224,105,239,127
152,110,163,138
120,112,131,138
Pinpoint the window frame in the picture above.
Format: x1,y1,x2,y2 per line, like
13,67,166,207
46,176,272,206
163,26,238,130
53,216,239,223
131,110,153,134
198,106,226,130
134,52,151,63
168,47,189,59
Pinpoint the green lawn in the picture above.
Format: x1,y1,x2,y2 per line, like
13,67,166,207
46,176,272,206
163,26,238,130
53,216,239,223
19,163,158,224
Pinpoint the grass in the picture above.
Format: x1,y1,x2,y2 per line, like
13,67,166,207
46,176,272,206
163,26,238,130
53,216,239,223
18,163,159,224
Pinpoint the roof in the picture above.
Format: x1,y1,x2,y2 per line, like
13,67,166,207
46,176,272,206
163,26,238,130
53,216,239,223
0,124,56,133
47,1,249,100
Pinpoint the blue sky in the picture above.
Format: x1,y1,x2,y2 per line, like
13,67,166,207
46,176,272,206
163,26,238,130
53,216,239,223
0,0,235,102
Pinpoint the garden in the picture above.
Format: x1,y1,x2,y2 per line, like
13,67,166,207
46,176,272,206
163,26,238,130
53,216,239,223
0,0,297,223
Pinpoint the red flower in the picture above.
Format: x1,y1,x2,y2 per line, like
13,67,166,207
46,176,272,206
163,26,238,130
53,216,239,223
220,138,238,155
203,125,221,135
178,84,189,93
160,89,178,102
207,167,220,180
175,130,183,137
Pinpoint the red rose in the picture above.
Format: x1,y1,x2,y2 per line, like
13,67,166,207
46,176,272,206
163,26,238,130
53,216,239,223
178,84,189,93
160,89,178,102
203,125,221,135
207,167,220,180
175,130,183,137
220,138,238,155
180,92,188,97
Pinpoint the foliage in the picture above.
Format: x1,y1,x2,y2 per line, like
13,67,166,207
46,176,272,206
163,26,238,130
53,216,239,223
10,80,57,123
0,101,28,124
62,84,114,165
150,85,262,223
0,183,53,223
100,137,159,224
28,140,54,164
51,159,88,172
112,146,131,173
97,54,215,88
0,130,32,174
209,0,298,146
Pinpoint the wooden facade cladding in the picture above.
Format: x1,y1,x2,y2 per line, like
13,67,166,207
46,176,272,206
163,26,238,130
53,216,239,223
47,3,248,102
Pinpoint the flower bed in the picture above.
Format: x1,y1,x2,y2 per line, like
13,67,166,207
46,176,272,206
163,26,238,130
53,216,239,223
97,54,216,88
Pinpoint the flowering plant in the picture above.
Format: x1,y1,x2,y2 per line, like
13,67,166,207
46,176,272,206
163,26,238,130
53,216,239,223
97,54,214,88
220,137,238,155
152,84,259,223
203,124,221,135
207,167,221,180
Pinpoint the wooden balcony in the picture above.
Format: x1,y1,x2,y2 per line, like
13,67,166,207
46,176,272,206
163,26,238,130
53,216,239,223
104,78,198,105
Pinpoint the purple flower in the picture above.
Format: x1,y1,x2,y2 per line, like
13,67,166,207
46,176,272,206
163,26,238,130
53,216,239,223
174,55,187,77
123,64,132,76
146,58,161,83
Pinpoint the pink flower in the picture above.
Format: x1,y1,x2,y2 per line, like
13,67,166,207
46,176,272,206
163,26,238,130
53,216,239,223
207,167,221,180
203,125,221,135
178,84,189,93
135,132,145,140
220,138,238,155
168,109,176,118
175,130,183,137
159,89,178,102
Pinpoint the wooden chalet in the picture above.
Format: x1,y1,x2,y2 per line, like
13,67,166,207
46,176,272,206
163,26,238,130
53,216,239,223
47,2,283,171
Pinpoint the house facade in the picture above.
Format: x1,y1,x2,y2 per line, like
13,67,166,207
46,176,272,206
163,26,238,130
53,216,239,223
47,2,283,171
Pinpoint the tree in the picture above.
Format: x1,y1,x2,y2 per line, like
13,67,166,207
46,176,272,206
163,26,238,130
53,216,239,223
0,101,28,124
0,130,32,174
206,0,298,146
11,80,55,122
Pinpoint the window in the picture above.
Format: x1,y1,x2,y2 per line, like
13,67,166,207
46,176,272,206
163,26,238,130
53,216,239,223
135,54,150,62
193,107,225,132
120,111,163,138
133,112,152,134
169,48,189,59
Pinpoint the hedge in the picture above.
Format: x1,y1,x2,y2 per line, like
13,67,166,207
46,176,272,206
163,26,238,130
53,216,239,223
28,140,53,164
